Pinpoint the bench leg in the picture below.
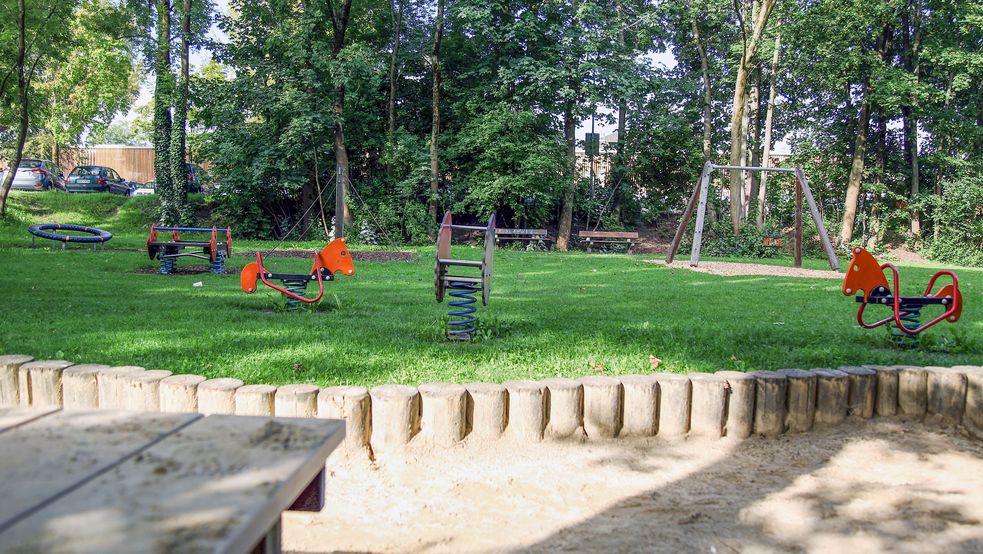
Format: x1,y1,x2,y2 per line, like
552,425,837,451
586,240,592,253
252,516,282,554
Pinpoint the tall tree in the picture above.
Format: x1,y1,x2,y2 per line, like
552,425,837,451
0,0,74,216
839,23,892,247
169,0,192,223
726,0,777,234
755,33,780,228
428,0,444,225
153,0,176,224
329,0,354,229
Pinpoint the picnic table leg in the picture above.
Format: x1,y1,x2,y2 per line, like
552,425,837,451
253,517,282,554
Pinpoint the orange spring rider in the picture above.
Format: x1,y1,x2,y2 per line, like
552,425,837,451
841,247,962,341
240,239,355,310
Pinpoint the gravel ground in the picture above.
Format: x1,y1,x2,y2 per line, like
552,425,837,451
649,259,843,279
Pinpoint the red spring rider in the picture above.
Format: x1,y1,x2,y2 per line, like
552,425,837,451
240,239,355,310
841,246,962,344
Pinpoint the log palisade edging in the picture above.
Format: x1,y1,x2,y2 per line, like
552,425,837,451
1,355,981,459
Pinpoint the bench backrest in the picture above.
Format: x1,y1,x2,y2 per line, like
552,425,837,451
496,228,548,236
578,231,639,239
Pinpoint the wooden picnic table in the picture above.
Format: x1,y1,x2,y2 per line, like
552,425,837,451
0,407,344,554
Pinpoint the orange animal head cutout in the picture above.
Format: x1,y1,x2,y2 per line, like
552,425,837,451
314,238,355,277
842,246,890,301
240,261,260,293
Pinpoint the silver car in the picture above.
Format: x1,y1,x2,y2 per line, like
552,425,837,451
1,159,67,192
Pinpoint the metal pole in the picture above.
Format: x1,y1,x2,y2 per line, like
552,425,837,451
710,164,796,173
795,178,803,268
794,167,839,271
689,162,715,266
335,164,345,239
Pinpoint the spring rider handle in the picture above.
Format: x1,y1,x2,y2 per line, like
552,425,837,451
255,251,326,304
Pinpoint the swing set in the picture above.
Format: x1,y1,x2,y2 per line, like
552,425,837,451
666,162,840,271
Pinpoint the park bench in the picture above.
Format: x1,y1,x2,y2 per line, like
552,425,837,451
495,228,554,248
578,230,641,253
0,407,343,554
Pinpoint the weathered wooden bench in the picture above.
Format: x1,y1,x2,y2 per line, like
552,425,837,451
578,230,641,253
0,407,343,553
495,228,554,248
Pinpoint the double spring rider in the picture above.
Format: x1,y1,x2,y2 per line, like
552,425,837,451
147,224,233,274
842,246,963,347
435,213,495,340
240,239,355,311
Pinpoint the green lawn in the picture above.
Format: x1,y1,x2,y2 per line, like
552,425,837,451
1,191,980,387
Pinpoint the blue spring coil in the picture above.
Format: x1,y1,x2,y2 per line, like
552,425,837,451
282,279,309,311
447,281,479,340
211,250,226,274
890,304,921,349
159,256,176,274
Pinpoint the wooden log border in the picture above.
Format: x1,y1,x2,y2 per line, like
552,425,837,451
2,356,980,457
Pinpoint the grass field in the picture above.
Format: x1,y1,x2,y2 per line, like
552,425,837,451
1,191,980,387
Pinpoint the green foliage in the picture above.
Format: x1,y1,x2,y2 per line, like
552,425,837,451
921,168,983,267
448,105,565,226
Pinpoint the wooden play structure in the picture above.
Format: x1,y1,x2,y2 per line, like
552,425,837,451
435,213,495,340
666,162,839,271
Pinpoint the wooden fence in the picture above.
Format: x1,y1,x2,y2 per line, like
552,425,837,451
59,146,156,184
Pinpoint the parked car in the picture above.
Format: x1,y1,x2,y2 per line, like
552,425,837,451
0,159,67,192
66,165,133,195
131,181,155,196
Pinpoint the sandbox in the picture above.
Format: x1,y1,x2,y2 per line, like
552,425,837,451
285,420,983,553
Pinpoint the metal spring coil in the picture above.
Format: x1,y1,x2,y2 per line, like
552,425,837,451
282,279,309,311
210,251,226,274
447,281,479,340
159,256,176,274
890,304,921,349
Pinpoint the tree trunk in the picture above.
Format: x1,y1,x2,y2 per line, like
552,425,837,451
0,0,28,216
727,0,777,234
691,10,712,162
756,33,780,228
154,0,175,224
428,0,444,226
556,104,577,251
901,3,922,238
329,0,353,229
169,0,192,224
387,0,404,135
747,66,762,221
839,25,891,247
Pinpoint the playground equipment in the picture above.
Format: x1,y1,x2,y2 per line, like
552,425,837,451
240,238,355,310
147,225,232,274
842,246,962,346
666,162,839,271
435,213,495,340
28,223,113,249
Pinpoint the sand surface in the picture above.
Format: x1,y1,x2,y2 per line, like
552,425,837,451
283,420,983,553
650,259,842,279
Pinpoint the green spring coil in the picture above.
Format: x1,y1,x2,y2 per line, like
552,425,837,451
890,304,921,349
211,251,226,274
282,279,309,311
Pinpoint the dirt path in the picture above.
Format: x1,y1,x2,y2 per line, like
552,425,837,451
648,259,843,279
283,420,983,553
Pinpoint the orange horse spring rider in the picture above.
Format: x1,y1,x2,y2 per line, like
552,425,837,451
240,239,355,310
841,246,962,339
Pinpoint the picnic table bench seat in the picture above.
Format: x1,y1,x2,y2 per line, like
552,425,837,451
0,407,343,554
578,230,641,253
